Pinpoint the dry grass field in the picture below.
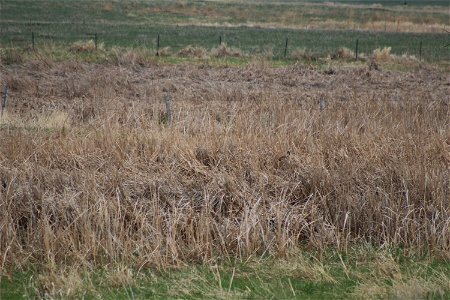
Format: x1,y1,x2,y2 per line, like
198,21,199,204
0,54,449,288
1,1,449,298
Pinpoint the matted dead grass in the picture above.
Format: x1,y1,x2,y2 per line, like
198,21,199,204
0,60,448,272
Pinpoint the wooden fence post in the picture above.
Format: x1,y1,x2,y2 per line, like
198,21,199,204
165,95,171,124
1,85,9,118
355,39,359,61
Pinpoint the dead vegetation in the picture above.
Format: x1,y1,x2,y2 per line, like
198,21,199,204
177,45,208,58
210,43,243,57
289,48,317,61
0,59,448,275
69,40,104,53
373,47,393,62
331,47,355,60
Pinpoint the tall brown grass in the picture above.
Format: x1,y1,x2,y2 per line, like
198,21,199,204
0,60,448,273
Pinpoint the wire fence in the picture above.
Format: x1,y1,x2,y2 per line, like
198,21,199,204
1,23,449,62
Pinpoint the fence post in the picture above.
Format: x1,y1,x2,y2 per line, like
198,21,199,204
32,32,35,50
419,40,422,62
165,95,171,124
1,85,9,118
94,33,98,51
319,96,325,112
355,39,359,61
219,35,222,45
284,37,289,58
156,34,160,56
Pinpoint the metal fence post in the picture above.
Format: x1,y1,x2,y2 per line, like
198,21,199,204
94,33,98,51
355,39,359,61
32,32,35,50
284,37,289,58
156,34,160,56
419,40,422,62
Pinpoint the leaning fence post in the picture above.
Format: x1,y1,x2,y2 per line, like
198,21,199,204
1,85,9,118
419,40,422,62
284,37,289,58
355,39,359,61
165,95,171,124
32,32,35,50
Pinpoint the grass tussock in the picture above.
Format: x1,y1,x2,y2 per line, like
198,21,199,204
109,47,154,66
156,46,171,57
372,47,393,62
0,60,448,276
0,47,25,65
36,267,88,299
352,256,450,299
370,47,422,69
211,43,243,58
289,48,317,61
331,47,355,60
69,40,105,53
177,45,208,58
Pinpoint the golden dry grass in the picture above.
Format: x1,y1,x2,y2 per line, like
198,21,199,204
211,43,243,58
332,47,355,60
177,45,208,58
373,47,393,62
140,1,449,33
69,40,104,53
0,59,448,274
